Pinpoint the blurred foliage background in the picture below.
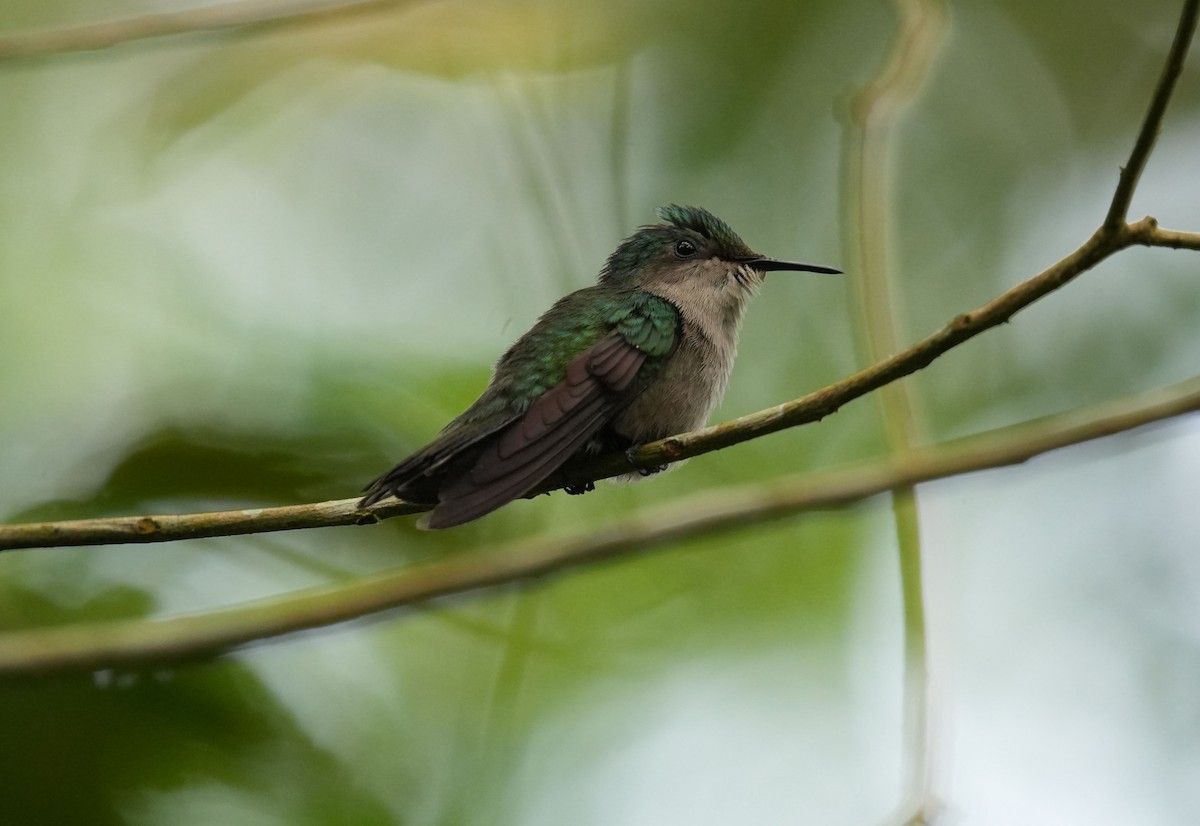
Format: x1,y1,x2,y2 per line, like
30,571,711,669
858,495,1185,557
1,0,1199,824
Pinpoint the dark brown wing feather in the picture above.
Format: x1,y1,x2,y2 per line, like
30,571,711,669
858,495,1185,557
424,333,645,529
358,415,520,507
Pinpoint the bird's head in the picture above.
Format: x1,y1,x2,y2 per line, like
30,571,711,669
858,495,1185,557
600,205,840,302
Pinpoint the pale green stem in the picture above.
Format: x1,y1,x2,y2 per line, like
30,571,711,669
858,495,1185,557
839,0,948,818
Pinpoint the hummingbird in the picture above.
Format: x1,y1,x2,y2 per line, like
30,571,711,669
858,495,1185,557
360,204,840,529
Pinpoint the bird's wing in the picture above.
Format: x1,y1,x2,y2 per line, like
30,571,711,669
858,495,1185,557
423,332,644,528
358,411,519,507
425,294,678,528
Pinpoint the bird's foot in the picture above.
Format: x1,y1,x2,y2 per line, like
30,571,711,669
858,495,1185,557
563,480,596,496
624,445,666,477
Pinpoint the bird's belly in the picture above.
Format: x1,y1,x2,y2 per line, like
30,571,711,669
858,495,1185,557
612,341,731,443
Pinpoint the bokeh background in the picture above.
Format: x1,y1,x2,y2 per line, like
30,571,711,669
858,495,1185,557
2,0,1199,823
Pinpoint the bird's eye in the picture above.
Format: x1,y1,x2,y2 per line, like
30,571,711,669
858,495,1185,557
673,239,697,258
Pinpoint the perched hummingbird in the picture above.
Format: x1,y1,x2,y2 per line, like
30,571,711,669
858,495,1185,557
361,205,840,529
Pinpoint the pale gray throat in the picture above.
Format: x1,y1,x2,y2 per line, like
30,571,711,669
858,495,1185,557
646,261,759,360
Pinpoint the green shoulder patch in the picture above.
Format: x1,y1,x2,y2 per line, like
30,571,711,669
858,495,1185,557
608,292,678,358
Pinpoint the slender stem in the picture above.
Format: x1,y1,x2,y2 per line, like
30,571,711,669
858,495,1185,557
1129,223,1200,251
0,0,399,61
1104,0,1199,230
478,587,539,814
2,375,1198,677
609,60,633,235
0,497,421,552
892,490,931,808
840,0,948,816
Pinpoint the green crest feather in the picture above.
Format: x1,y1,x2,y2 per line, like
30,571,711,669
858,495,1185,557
656,204,751,254
600,204,754,283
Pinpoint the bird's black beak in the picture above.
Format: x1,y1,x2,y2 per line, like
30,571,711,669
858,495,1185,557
742,255,842,275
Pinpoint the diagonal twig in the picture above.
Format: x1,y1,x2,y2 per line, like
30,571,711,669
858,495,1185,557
1105,0,1200,230
0,0,402,62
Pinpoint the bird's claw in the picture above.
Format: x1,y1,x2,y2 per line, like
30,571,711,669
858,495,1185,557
564,480,595,496
624,445,666,477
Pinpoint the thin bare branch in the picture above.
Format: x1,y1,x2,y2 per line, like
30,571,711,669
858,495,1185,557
0,0,398,61
2,374,1198,677
1104,0,1199,230
1132,222,1200,251
0,496,418,552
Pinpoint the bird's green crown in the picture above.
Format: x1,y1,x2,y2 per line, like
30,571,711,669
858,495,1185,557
656,204,749,251
599,204,755,284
